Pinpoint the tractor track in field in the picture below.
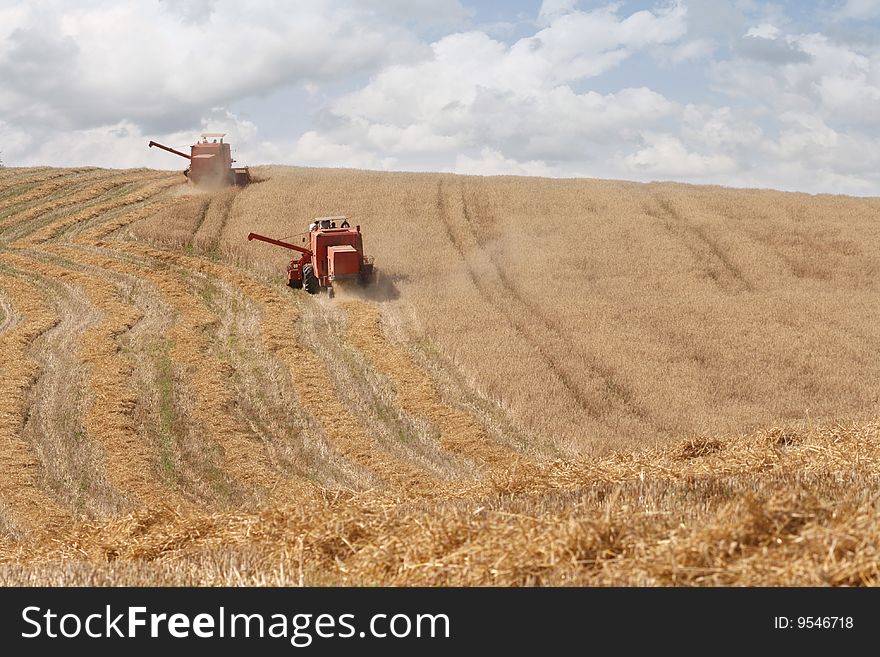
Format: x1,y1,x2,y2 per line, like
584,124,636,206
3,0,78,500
436,180,651,425
459,186,652,424
193,188,235,255
188,198,211,241
710,201,851,284
435,180,592,415
645,193,753,293
0,271,72,535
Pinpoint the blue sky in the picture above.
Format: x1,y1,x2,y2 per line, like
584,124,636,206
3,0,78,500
1,1,879,194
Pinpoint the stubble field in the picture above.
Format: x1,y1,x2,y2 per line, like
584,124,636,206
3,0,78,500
0,165,878,585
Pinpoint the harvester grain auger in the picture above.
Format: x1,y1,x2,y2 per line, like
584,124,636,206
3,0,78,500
248,217,375,298
148,133,250,186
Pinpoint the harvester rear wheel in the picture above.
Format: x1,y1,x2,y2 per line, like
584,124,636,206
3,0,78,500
302,264,319,294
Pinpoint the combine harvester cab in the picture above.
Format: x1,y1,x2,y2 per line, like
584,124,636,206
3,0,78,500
248,216,375,298
148,133,251,186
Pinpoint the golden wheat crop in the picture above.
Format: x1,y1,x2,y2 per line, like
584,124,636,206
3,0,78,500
206,167,880,455
0,165,878,586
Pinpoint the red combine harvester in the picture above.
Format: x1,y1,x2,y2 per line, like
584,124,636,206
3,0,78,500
148,133,250,186
248,217,374,297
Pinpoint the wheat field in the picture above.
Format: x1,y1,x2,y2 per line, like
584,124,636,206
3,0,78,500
0,165,878,585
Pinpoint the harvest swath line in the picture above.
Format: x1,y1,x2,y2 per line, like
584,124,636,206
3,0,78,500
342,299,519,469
111,245,370,496
110,244,370,503
0,169,106,213
0,252,143,515
63,247,195,496
299,300,472,481
82,196,180,244
46,246,193,509
0,168,83,195
115,245,449,497
18,174,180,245
0,173,188,516
171,259,357,493
112,259,286,504
0,270,71,533
267,315,446,497
210,271,372,492
25,243,263,505
210,279,348,492
0,170,150,235
0,255,126,516
182,250,454,496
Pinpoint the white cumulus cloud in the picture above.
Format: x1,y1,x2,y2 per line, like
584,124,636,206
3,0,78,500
295,3,686,173
1,1,880,195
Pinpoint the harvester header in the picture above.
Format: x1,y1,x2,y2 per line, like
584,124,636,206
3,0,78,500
148,133,250,186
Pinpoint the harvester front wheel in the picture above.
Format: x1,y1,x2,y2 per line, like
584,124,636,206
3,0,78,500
302,264,319,294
